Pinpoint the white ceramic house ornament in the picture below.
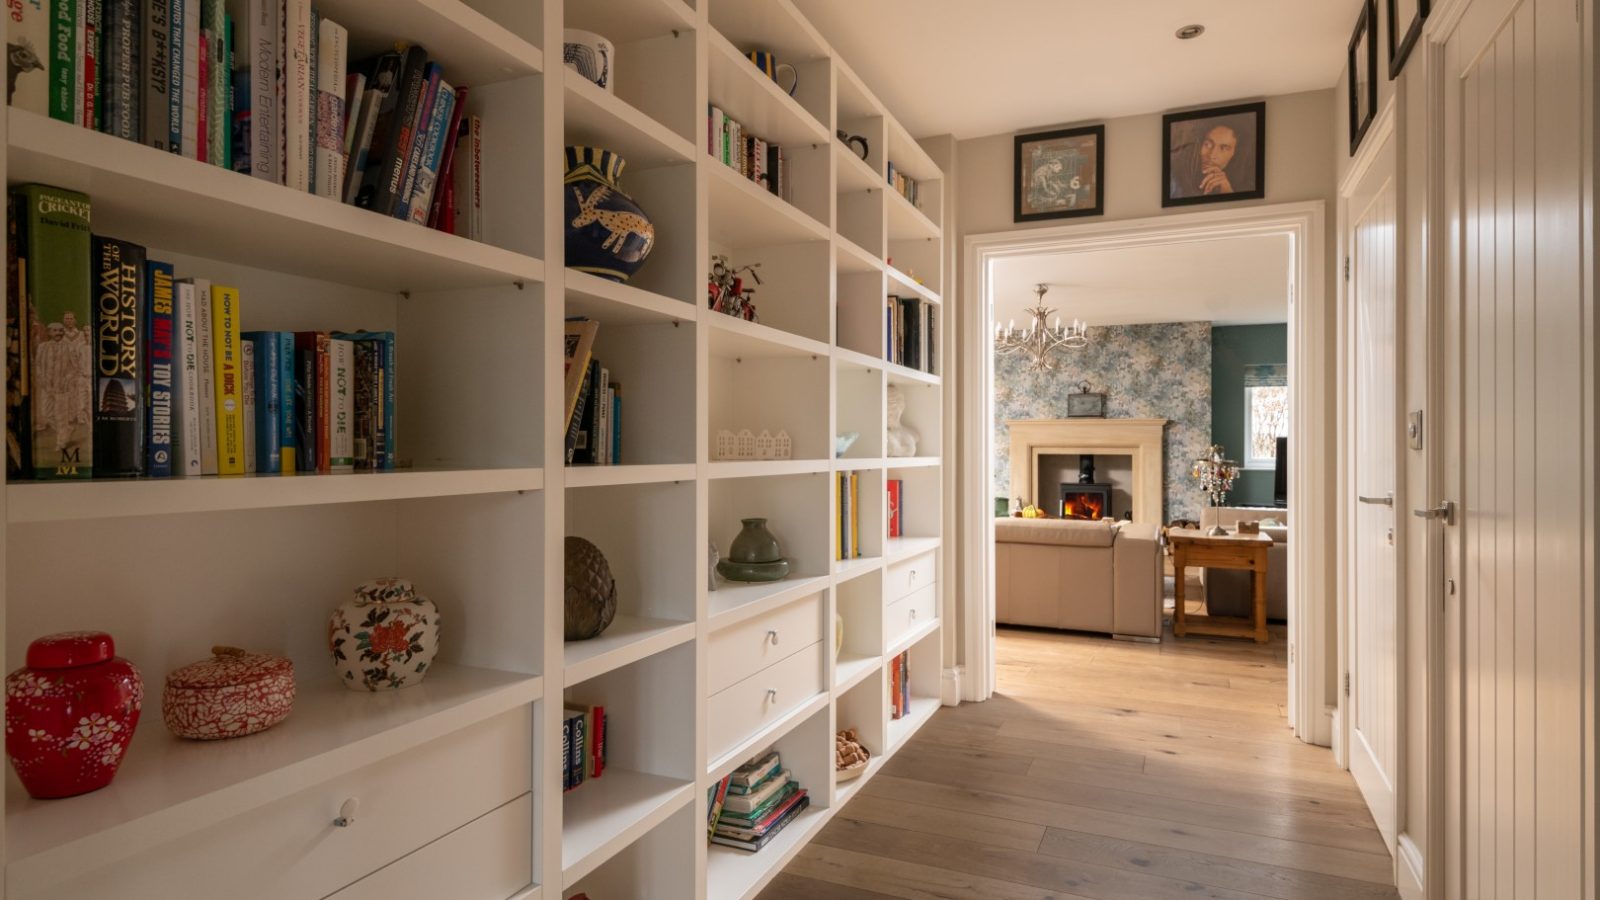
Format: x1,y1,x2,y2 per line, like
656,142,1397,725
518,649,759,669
756,430,776,459
716,429,737,460
774,430,792,459
736,429,757,458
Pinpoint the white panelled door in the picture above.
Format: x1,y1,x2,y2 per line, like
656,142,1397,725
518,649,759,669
1439,0,1587,896
1347,133,1399,853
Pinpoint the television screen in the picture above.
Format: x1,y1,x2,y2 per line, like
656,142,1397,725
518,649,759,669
1273,436,1289,508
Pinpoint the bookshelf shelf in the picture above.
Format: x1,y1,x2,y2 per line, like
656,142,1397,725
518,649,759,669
705,159,830,249
832,756,882,806
705,805,827,900
833,555,884,581
564,0,696,45
707,459,830,479
707,311,831,360
887,695,941,751
564,615,697,686
835,233,883,274
832,457,885,472
886,616,942,660
835,142,882,194
885,536,942,564
833,346,885,372
705,31,828,149
4,665,542,891
886,188,941,242
563,70,698,171
888,264,941,305
887,457,941,470
705,692,830,782
833,653,880,692
5,467,545,523
886,117,943,184
561,770,695,888
320,0,544,86
565,270,697,324
6,111,546,292
708,575,830,632
887,362,942,387
564,463,697,488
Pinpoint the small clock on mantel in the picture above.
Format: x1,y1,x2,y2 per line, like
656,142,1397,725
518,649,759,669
1066,382,1106,418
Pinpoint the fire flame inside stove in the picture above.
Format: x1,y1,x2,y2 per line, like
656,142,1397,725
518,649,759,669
1061,493,1106,520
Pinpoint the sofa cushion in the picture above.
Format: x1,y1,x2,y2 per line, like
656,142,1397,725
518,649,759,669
1261,525,1289,544
995,517,1116,548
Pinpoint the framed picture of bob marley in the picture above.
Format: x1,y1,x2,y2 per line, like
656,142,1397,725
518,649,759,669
1013,124,1105,222
1161,101,1266,208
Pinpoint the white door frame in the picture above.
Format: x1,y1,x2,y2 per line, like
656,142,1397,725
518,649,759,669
960,200,1334,747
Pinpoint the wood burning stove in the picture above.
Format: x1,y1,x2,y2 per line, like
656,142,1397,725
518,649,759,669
1060,483,1113,520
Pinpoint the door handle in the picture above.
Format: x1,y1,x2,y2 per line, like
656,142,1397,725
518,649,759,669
1358,493,1393,506
1413,500,1457,526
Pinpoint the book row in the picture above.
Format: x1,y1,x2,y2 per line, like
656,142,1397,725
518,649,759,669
706,749,810,853
887,294,937,375
888,651,911,720
561,319,624,466
561,704,607,792
9,0,485,238
887,478,903,539
835,470,862,561
8,184,395,480
707,106,792,203
886,160,922,209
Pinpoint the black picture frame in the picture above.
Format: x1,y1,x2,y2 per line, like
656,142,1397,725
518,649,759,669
1066,392,1106,418
1386,0,1430,79
1349,0,1378,155
1160,101,1266,208
1013,124,1105,222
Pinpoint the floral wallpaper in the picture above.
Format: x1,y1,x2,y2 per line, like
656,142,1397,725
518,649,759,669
994,322,1212,522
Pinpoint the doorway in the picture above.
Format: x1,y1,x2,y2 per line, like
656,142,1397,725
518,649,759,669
962,201,1334,747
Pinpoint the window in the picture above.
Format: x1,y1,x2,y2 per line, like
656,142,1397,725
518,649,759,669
1243,364,1288,469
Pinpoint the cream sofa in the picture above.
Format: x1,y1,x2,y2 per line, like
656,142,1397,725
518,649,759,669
994,518,1164,640
1198,507,1289,620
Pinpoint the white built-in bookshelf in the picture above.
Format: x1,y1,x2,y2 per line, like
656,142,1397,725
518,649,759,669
2,0,945,897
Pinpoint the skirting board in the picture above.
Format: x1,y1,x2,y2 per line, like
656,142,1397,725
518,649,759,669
1397,834,1425,900
941,665,962,705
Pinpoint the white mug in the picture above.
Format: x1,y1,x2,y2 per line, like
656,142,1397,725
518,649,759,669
563,29,614,93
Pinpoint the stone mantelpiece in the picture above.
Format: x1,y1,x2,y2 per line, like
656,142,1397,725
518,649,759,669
1006,418,1168,525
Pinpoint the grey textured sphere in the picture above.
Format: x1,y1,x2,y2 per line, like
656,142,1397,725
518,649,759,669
564,536,618,641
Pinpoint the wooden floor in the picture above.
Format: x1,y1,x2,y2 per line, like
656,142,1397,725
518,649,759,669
759,625,1398,900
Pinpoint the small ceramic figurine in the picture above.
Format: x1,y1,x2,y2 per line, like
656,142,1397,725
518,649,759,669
886,385,919,457
329,578,441,691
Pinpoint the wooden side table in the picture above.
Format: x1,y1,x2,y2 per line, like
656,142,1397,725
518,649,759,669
1168,528,1273,643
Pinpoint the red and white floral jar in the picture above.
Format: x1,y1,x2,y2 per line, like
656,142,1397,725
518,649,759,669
328,578,440,691
5,631,143,799
162,646,295,740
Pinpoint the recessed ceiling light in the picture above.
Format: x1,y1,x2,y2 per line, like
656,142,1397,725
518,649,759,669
1176,24,1205,40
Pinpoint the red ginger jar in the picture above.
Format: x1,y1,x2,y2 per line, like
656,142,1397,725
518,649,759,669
5,631,143,799
163,646,295,740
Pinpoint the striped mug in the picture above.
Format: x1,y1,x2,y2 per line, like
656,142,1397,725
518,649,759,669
747,50,798,96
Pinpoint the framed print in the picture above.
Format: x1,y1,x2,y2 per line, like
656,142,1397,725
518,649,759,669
1066,390,1106,418
1014,124,1105,222
1386,0,1430,79
1348,0,1378,155
1160,101,1265,208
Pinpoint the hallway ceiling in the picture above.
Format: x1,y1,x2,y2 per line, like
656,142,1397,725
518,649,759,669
991,234,1291,328
793,0,1364,139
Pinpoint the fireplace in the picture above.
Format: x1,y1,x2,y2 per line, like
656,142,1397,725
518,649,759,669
1060,483,1113,520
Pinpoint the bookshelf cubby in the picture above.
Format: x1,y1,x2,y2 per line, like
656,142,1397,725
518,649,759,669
2,0,944,897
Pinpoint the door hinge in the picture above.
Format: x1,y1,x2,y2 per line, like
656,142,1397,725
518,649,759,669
1344,256,1351,280
1343,672,1351,697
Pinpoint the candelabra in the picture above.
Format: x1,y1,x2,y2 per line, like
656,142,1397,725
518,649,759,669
1191,444,1241,535
993,284,1087,372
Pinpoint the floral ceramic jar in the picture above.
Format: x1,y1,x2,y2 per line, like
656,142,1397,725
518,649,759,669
163,646,295,740
328,578,440,691
5,631,143,799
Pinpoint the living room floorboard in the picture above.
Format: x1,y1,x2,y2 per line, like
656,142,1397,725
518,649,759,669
759,625,1399,900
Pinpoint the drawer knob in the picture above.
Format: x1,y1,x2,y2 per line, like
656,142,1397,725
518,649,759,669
909,569,918,580
910,608,919,620
765,688,777,703
767,629,779,645
334,797,359,828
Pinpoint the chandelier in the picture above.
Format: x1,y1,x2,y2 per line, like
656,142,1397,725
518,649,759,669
993,284,1088,371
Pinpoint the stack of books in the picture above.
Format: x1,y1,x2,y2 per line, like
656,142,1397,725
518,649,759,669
886,294,936,374
707,106,790,201
561,704,607,792
886,160,920,208
562,318,623,466
888,478,903,538
835,470,862,561
706,750,809,852
8,184,393,480
889,651,910,720
8,1,484,238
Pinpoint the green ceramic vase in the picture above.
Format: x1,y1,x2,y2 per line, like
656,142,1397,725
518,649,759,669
727,518,781,563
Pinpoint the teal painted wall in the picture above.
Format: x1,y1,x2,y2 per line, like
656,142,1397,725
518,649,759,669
1211,324,1288,507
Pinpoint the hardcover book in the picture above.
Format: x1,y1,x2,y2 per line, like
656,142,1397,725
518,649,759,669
346,338,380,469
145,259,176,476
450,114,483,239
395,62,442,220
313,18,348,200
82,0,101,128
240,330,281,472
203,0,227,168
174,279,202,474
101,0,139,140
293,331,327,472
9,0,50,116
210,283,243,474
141,0,170,148
335,331,393,468
406,80,455,224
166,0,184,154
239,337,254,472
355,44,426,214
427,86,467,228
343,53,396,204
19,185,93,479
562,318,598,434
225,0,278,181
48,0,75,121
282,0,312,191
327,336,354,471
181,277,217,473
5,196,29,479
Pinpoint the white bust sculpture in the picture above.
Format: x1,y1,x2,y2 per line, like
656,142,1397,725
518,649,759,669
886,385,919,457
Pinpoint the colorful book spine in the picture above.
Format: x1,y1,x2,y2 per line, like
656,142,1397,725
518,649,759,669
560,712,571,791
100,0,139,139
707,775,731,838
343,54,395,204
140,0,170,147
203,0,225,166
590,705,605,778
239,337,255,473
167,0,186,154
313,19,348,200
20,185,93,479
566,708,586,790
5,196,30,480
306,6,317,194
240,330,281,472
271,331,295,473
334,331,393,468
210,284,243,474
346,339,378,468
327,337,354,471
293,331,325,472
427,85,467,228
610,386,621,464
144,260,175,477
182,277,217,473
451,114,483,239
394,63,441,220
10,0,50,116
406,80,454,224
282,0,312,191
564,361,591,465
174,279,202,474
888,479,902,538
83,0,102,127
357,44,426,214
593,367,610,465
48,0,76,121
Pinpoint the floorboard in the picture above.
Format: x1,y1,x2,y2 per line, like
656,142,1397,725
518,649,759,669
758,625,1398,899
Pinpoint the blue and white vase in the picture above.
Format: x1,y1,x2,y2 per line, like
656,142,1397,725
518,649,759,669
565,146,655,283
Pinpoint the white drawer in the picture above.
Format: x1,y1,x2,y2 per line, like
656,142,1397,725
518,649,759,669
886,550,936,602
326,793,532,900
707,640,824,762
885,583,937,648
21,707,532,900
707,591,824,695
